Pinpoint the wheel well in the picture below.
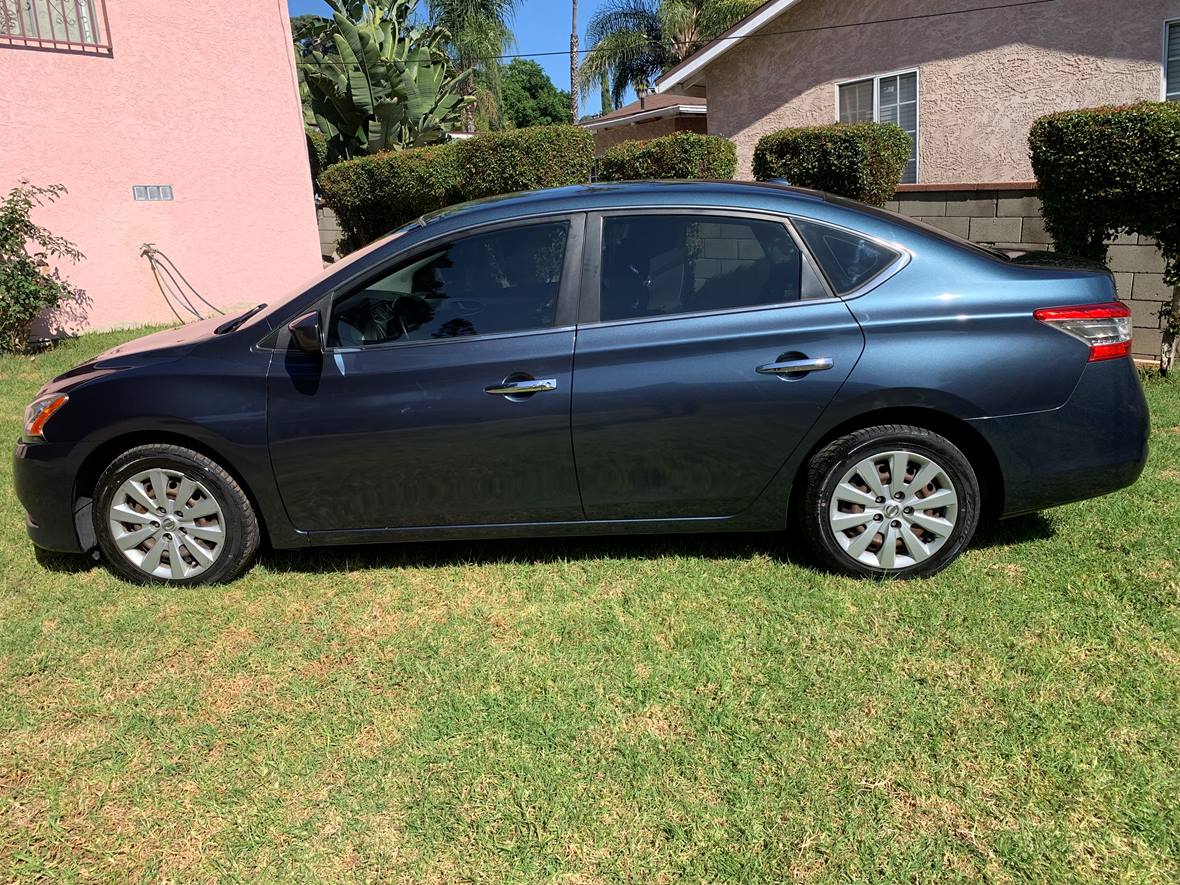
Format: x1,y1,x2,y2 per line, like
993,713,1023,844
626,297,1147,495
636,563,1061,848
74,431,269,547
792,407,1005,521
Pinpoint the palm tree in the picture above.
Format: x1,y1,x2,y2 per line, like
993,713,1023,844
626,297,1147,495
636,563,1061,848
570,0,579,122
580,0,762,109
428,0,521,131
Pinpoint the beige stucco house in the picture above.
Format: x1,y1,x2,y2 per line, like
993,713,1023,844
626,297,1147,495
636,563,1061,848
581,93,709,154
657,0,1180,184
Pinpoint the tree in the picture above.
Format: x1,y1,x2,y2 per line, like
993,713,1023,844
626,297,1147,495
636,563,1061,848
297,0,474,162
428,0,521,131
570,0,579,121
500,59,573,128
580,0,762,107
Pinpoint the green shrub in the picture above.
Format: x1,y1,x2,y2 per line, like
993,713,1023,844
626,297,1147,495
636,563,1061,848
318,125,594,253
598,132,737,181
1029,102,1180,282
305,128,329,187
752,122,911,207
318,145,458,253
0,182,86,353
452,125,594,200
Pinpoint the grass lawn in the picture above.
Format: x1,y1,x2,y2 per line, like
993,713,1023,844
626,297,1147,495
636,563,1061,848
2,329,1179,883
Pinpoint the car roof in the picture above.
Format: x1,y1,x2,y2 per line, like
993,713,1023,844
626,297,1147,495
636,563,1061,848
416,180,831,230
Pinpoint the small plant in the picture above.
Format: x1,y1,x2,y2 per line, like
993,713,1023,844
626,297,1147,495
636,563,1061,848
597,132,737,181
1029,102,1180,373
0,183,85,353
752,122,911,207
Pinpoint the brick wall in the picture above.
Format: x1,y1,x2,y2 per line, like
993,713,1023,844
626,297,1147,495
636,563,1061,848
888,186,1173,360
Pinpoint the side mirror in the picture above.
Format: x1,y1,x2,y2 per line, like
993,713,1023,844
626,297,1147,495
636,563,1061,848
288,311,322,354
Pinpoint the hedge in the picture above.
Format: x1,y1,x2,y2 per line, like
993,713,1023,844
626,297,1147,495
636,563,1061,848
318,125,594,253
1029,102,1180,285
306,129,329,187
598,132,737,181
752,122,911,207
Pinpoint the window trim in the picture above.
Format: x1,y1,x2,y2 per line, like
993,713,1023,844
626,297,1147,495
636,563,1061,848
319,213,586,354
1165,17,1180,102
578,207,841,328
833,68,920,183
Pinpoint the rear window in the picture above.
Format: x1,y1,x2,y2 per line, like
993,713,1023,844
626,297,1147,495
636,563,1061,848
794,219,900,294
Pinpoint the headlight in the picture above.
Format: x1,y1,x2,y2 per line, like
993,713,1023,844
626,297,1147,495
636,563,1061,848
22,394,69,442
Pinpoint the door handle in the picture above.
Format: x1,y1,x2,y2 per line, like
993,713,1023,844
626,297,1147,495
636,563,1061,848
757,357,834,376
484,378,558,396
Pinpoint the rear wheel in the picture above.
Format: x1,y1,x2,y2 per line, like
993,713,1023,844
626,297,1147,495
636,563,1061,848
94,444,259,585
800,425,980,579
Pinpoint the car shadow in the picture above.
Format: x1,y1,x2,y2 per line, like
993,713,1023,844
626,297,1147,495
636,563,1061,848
31,513,1056,578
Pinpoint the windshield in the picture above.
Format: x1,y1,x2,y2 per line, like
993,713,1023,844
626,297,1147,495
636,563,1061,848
230,225,412,333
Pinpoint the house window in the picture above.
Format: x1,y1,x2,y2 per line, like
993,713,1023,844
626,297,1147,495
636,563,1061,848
838,71,919,183
1167,20,1180,102
0,0,111,54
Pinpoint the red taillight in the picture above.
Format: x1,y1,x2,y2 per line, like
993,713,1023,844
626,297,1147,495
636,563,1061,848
1033,302,1132,362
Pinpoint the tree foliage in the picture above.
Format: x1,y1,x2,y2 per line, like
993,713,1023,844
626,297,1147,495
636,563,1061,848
428,0,521,130
296,0,474,163
500,59,573,128
579,0,761,107
0,183,86,353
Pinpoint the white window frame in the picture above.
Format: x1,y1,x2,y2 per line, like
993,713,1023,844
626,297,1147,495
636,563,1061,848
1165,18,1180,102
834,68,921,183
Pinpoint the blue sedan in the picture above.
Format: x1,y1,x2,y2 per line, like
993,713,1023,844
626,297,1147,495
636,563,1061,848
14,181,1149,584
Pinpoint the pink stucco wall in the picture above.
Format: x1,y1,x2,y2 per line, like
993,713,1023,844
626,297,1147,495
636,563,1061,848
0,0,322,332
701,0,1180,181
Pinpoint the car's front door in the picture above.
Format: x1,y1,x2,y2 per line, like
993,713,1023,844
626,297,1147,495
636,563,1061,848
267,215,586,533
571,210,870,520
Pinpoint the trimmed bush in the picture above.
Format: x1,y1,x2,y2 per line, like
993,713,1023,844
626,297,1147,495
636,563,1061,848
317,125,594,253
752,122,911,207
1029,102,1180,282
598,132,737,181
452,125,594,200
306,128,329,187
318,145,459,253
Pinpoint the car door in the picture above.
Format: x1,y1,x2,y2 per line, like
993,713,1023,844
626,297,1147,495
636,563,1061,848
267,215,586,533
571,209,869,520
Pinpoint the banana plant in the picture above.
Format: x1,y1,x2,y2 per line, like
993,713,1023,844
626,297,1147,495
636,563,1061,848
297,0,474,163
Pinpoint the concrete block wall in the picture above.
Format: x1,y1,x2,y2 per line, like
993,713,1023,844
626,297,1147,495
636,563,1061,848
888,185,1173,360
316,205,342,264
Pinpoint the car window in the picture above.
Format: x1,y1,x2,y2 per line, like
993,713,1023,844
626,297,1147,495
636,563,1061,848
793,219,900,295
597,215,827,322
327,221,569,348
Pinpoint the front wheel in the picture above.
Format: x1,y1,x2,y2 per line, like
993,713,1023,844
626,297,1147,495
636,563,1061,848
800,425,981,579
94,444,260,585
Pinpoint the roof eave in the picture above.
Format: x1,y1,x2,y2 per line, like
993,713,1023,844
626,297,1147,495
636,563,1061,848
655,0,804,95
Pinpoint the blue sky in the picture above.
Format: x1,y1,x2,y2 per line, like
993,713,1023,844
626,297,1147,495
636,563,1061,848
286,0,627,114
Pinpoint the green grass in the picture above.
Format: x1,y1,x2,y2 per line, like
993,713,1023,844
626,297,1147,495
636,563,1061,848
2,329,1179,883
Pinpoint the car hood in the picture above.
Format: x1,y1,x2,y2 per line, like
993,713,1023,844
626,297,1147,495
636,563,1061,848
39,317,231,396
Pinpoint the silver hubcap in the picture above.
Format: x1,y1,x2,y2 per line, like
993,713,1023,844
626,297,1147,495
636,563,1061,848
828,450,959,570
108,468,225,580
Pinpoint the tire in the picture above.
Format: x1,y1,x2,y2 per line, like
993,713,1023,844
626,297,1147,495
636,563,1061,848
93,444,259,585
800,425,980,579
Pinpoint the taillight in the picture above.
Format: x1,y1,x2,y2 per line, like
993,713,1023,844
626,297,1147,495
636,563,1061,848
1033,302,1132,362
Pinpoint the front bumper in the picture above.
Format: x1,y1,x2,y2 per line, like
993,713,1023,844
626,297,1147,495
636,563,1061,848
13,440,86,553
967,358,1150,517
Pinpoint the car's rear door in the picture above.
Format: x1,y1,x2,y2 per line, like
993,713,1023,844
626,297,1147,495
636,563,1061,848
571,209,867,520
267,214,586,533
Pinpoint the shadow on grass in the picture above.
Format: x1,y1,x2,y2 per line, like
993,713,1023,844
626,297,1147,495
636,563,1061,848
33,513,1056,579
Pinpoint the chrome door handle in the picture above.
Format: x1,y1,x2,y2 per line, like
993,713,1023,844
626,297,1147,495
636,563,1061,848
756,357,834,376
484,378,558,396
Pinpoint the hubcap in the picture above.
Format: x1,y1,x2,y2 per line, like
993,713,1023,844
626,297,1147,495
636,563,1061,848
108,468,225,580
828,450,958,570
